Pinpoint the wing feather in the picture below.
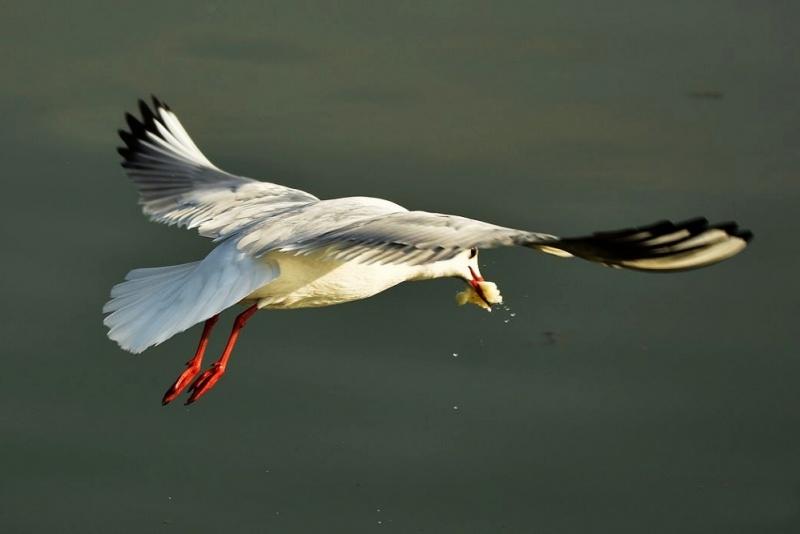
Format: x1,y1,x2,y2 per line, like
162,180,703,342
232,206,559,265
118,97,319,239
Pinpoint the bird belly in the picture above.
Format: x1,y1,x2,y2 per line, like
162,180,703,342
243,250,418,309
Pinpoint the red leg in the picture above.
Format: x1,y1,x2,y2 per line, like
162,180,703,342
185,305,259,405
162,314,220,405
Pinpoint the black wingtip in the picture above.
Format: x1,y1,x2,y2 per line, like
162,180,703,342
139,99,158,128
708,221,753,243
118,96,174,167
151,94,168,112
124,112,145,136
137,98,150,119
553,217,753,272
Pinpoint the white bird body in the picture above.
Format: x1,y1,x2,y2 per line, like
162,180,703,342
103,97,752,405
245,247,467,309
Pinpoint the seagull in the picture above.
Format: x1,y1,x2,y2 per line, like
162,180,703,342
103,97,753,405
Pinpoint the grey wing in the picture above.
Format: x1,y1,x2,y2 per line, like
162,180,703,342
118,97,319,240
272,209,560,265
249,209,752,272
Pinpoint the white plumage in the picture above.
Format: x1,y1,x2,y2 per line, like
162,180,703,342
104,241,278,354
104,97,753,405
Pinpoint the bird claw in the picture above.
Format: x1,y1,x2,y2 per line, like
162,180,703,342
162,363,202,405
185,363,226,405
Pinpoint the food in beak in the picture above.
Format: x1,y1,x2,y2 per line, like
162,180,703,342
456,280,503,311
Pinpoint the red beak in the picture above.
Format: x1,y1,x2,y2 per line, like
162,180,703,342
468,267,491,307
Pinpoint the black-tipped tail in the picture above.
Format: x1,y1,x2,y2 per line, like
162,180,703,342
539,217,753,272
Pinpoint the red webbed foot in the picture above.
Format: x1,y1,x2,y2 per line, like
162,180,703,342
185,363,227,405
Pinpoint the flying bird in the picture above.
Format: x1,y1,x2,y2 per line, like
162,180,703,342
103,97,753,405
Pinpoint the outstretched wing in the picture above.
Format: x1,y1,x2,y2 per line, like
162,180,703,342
118,97,319,240
254,207,561,265
262,211,752,272
116,98,555,265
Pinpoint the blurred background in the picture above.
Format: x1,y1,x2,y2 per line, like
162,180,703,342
1,1,797,532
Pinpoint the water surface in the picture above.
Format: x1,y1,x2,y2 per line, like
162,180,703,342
1,2,798,532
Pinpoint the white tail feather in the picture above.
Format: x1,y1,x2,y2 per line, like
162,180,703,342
103,242,279,353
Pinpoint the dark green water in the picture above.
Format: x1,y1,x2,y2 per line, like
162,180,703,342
1,2,798,532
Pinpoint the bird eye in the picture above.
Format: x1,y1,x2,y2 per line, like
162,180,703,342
469,248,478,259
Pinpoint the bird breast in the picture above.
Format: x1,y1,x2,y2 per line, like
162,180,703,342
244,249,429,309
